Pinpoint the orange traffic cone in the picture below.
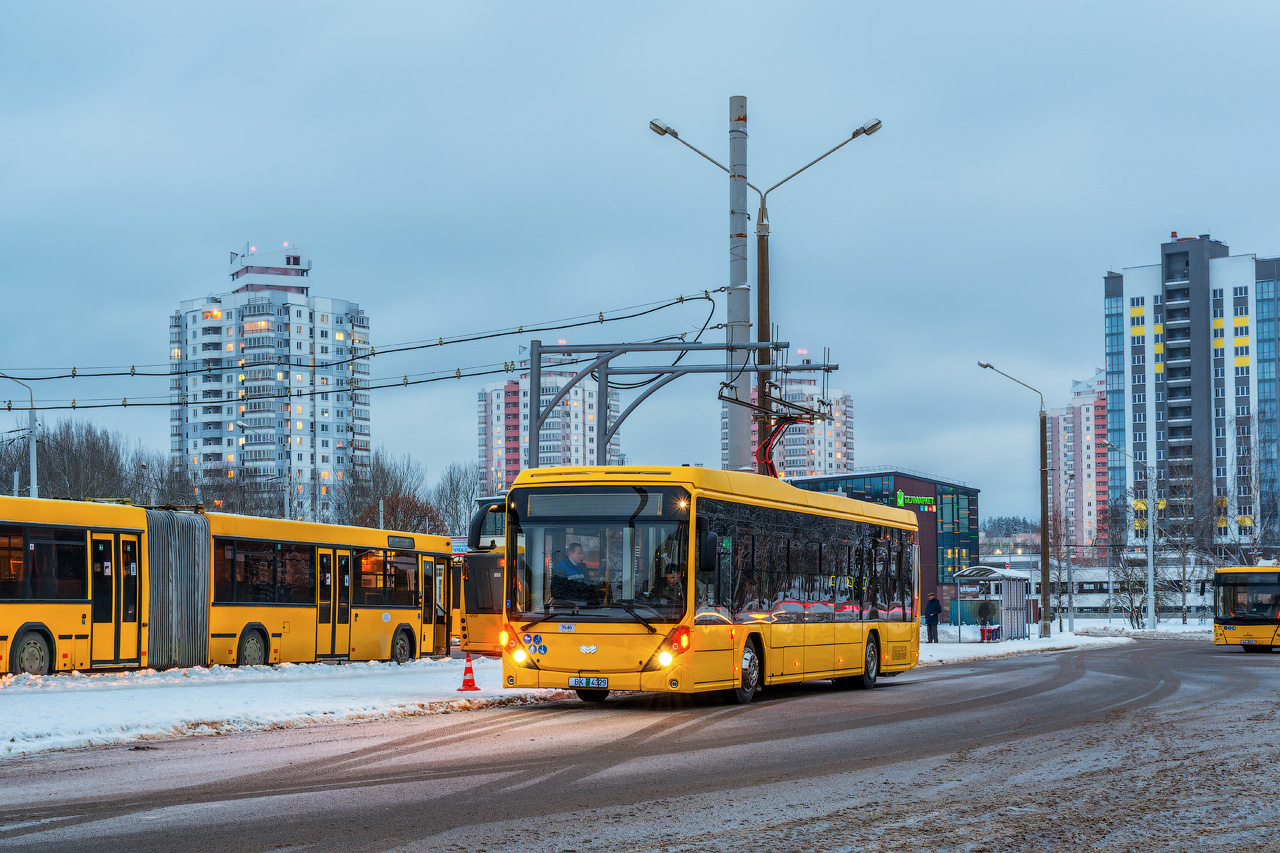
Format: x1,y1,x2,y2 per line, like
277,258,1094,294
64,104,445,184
457,653,481,692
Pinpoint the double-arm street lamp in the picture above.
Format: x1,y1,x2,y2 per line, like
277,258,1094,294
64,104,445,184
0,373,37,499
978,361,1051,638
1103,439,1158,628
651,108,882,474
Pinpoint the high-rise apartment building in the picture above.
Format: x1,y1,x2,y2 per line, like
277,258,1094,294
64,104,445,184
170,245,372,519
478,362,621,494
1048,368,1108,555
719,363,855,476
1104,233,1279,558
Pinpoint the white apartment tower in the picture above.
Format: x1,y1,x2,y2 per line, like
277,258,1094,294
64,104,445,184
478,363,622,495
169,245,372,519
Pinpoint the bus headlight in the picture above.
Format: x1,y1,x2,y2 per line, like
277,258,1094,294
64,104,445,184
658,650,673,667
513,648,528,664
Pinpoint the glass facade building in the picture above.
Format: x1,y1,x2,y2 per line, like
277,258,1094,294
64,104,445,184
789,471,979,603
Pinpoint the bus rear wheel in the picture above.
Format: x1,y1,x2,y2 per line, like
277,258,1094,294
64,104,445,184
575,689,610,702
723,639,761,705
237,630,267,667
859,635,879,689
391,630,414,664
14,631,51,675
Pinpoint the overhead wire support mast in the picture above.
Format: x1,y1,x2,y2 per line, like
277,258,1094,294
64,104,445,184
526,339,836,469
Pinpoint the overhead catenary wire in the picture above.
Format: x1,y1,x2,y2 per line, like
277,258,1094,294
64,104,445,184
0,290,724,381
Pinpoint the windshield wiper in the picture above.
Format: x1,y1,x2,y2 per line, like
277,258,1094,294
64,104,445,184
518,604,576,630
613,601,658,633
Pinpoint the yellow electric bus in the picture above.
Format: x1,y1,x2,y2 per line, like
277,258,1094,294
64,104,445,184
497,466,920,703
455,495,506,656
0,496,453,675
1214,566,1280,651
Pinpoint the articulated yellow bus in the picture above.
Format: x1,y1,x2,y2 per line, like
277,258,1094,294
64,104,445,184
0,496,453,675
497,466,920,703
1214,566,1280,651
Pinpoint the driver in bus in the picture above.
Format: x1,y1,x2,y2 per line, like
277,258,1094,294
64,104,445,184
550,543,594,600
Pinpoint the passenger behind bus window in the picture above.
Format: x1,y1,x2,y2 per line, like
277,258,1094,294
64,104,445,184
652,562,684,606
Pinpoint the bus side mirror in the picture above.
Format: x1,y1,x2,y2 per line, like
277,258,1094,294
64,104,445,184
699,532,718,576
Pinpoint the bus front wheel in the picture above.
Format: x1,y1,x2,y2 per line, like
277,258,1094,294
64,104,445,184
723,639,761,705
575,689,609,702
14,631,51,675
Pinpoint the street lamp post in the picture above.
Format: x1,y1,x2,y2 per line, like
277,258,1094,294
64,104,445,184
0,373,37,499
1104,439,1157,629
651,110,882,473
236,421,290,520
978,361,1051,638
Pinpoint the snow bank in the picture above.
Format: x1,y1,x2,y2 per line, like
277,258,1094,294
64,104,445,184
0,656,564,758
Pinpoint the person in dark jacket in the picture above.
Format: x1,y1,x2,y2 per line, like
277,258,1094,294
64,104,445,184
923,592,943,643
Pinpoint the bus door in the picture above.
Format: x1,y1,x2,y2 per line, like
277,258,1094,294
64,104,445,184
316,549,352,657
90,533,141,665
420,556,449,656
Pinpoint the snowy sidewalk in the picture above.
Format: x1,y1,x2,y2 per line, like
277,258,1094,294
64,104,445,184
0,656,561,758
918,616,1212,666
0,618,1212,759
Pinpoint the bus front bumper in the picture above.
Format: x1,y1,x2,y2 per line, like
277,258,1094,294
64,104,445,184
505,663,688,693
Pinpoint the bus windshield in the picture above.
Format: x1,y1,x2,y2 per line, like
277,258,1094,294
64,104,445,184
1216,572,1280,621
507,485,690,623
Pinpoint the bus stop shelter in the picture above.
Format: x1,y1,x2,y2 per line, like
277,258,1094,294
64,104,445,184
951,565,1032,641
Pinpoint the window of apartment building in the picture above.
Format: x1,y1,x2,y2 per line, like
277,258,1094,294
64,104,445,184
1217,466,1228,478
1215,387,1226,398
1156,430,1165,441
1236,366,1251,377
1130,315,1144,327
1216,407,1226,419
1133,412,1146,423
1130,297,1145,307
1213,288,1224,299
1133,373,1146,384
1155,410,1164,421
1216,426,1227,438
1234,286,1250,298
1133,392,1146,404
1216,446,1227,458
1215,367,1226,378
1132,335,1145,345
1132,353,1146,365
1235,305,1250,317
1214,308,1225,319
1238,405,1251,417
1134,432,1147,443
1237,385,1251,397
1214,328,1225,339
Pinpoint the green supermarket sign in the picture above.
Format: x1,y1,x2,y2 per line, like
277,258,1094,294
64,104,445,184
895,489,934,508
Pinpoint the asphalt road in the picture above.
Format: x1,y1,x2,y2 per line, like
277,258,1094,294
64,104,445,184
1,640,1275,852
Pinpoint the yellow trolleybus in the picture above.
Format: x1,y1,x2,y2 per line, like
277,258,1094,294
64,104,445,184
1214,566,1280,651
0,496,453,675
497,466,920,703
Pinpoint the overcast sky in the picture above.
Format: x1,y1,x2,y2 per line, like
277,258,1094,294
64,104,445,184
4,2,1280,519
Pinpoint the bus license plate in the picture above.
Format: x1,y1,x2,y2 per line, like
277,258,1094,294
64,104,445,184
569,677,608,688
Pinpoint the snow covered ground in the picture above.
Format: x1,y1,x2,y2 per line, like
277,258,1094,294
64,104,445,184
0,617,1211,759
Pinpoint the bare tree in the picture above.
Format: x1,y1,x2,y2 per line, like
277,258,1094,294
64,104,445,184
1047,507,1072,632
330,448,444,533
431,461,482,536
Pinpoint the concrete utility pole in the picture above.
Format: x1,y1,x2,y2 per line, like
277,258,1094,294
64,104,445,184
726,95,752,470
1,374,37,499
